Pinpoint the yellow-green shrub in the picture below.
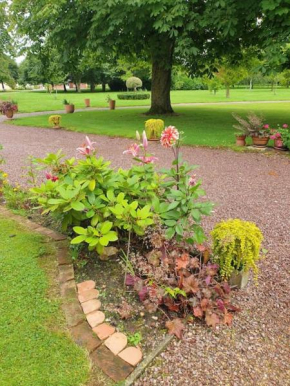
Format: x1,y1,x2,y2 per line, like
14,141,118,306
145,119,164,140
211,219,263,281
48,115,61,128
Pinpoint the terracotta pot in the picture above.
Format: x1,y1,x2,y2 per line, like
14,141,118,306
274,138,287,150
252,136,269,147
235,135,246,147
5,109,14,119
109,100,116,110
65,104,75,113
229,270,249,289
84,98,90,107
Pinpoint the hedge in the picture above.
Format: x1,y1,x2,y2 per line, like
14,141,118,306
117,93,150,100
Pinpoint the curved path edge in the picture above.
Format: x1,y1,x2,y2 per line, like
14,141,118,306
0,205,174,384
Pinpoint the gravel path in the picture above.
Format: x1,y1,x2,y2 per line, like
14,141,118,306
1,122,290,385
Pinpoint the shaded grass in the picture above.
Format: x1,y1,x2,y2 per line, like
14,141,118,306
1,88,290,113
0,215,90,386
11,102,290,147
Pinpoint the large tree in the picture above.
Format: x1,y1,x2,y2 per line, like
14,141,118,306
11,0,290,114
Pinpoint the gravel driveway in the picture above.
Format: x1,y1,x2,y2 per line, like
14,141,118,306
1,122,290,385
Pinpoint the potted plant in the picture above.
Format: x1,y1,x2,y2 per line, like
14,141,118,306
211,219,264,288
84,98,90,107
145,119,165,141
107,95,116,110
11,100,18,112
232,112,270,147
63,99,75,113
48,115,62,129
270,124,289,151
0,101,18,119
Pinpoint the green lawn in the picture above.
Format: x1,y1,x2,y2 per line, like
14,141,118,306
1,88,290,113
0,215,90,386
11,102,290,147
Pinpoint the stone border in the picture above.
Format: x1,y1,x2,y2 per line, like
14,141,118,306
0,206,174,383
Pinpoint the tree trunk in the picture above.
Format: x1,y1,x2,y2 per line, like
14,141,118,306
102,83,106,92
1,81,5,91
226,86,230,98
90,82,96,92
77,82,81,93
147,38,174,115
63,83,67,92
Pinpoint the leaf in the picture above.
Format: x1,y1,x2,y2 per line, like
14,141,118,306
182,275,199,294
71,201,85,211
88,179,96,191
175,252,190,270
138,286,148,302
125,274,136,286
71,235,86,244
166,318,185,339
100,221,113,234
205,311,220,328
118,300,133,320
73,226,86,235
193,306,203,318
224,311,233,326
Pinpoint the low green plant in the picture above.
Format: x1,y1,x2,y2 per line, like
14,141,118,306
63,99,70,105
127,332,142,346
145,119,164,140
211,219,264,281
48,115,61,128
117,93,150,100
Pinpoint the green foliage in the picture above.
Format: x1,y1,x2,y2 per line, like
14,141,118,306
145,119,164,139
172,71,206,90
127,332,142,346
126,76,142,90
117,93,150,100
212,219,264,281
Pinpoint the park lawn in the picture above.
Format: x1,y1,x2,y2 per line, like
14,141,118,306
1,88,290,113
0,215,90,386
11,102,290,147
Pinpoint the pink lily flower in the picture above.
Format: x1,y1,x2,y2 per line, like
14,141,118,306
137,156,158,164
160,126,179,148
76,136,96,155
123,143,140,157
282,124,288,128
142,130,148,149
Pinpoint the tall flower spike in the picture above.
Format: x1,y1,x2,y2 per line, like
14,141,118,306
142,130,148,149
136,131,141,141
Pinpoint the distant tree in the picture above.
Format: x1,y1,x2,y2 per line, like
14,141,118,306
216,64,247,98
203,76,223,95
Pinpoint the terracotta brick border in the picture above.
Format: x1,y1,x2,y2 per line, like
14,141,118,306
0,206,174,383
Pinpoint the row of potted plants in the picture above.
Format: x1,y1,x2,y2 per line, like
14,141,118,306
233,112,290,150
63,96,116,113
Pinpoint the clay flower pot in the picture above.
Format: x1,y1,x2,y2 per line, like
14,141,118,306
5,109,14,119
235,135,246,147
84,98,90,107
109,100,116,110
229,270,250,289
252,136,269,147
65,104,75,113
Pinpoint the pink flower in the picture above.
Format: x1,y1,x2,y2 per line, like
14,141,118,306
137,156,158,164
189,174,197,186
76,136,96,155
282,124,288,128
123,143,140,157
45,172,58,182
160,126,179,148
263,124,270,129
142,130,148,149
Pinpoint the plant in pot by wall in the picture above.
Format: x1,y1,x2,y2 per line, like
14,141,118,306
211,219,264,289
84,98,90,107
145,119,164,141
48,115,62,129
232,113,250,146
107,95,116,110
232,112,270,147
0,101,18,119
63,99,75,113
270,124,289,151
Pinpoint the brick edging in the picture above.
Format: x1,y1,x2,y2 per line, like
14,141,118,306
0,206,174,383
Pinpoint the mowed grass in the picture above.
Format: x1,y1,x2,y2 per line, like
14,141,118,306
0,215,90,386
11,102,290,147
1,88,290,113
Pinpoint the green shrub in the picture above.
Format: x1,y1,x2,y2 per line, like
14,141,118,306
126,76,142,90
117,93,150,100
211,219,264,281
